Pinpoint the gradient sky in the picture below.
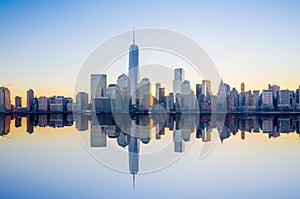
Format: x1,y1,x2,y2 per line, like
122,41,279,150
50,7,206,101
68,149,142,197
1,0,300,101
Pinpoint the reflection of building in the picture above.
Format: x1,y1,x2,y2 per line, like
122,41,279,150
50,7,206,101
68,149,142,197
75,114,88,131
90,124,107,147
262,118,273,133
173,129,185,153
26,115,34,134
38,114,48,127
278,118,291,133
0,115,11,136
49,114,63,127
128,126,139,189
15,115,22,128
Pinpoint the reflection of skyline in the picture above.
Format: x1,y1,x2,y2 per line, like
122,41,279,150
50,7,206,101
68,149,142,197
2,114,300,142
2,113,300,188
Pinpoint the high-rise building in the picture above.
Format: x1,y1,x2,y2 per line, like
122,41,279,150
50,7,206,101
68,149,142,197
15,96,22,108
91,74,107,100
201,80,212,99
252,90,260,109
38,96,48,111
296,86,300,104
174,68,185,81
49,96,64,112
278,90,290,109
215,79,227,112
241,82,245,92
106,84,122,112
230,88,239,108
27,89,34,111
173,68,185,94
64,97,73,112
182,80,191,95
166,93,174,112
224,83,231,97
244,91,251,106
128,29,139,105
117,73,129,97
262,89,273,108
76,92,88,112
268,84,280,108
155,83,161,102
117,74,130,112
0,87,11,111
158,87,165,105
195,84,202,98
139,78,152,111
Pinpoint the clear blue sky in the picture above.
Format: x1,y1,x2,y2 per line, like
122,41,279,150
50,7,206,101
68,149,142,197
1,0,299,99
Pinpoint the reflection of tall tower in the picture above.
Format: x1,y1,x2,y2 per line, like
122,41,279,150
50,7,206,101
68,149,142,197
129,126,139,189
0,115,11,136
128,28,139,105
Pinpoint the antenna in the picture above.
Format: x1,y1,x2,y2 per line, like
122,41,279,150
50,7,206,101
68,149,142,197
133,27,135,44
132,173,136,189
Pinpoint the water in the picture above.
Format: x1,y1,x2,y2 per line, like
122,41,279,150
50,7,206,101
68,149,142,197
0,114,300,199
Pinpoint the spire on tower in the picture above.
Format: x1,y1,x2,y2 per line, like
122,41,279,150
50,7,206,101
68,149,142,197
133,27,135,44
132,173,136,189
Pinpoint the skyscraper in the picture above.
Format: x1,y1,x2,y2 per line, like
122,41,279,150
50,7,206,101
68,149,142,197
278,90,290,109
139,78,152,111
262,89,273,108
128,28,139,105
91,74,107,100
173,68,185,94
15,96,22,108
76,92,88,112
241,82,245,92
155,83,161,103
0,87,11,111
27,89,34,111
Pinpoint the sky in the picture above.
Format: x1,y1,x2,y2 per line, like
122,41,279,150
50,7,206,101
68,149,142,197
0,0,300,102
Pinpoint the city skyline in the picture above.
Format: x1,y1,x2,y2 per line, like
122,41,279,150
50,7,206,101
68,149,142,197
1,1,300,101
1,1,300,198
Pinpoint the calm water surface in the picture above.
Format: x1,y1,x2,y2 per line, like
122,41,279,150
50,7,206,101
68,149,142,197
0,114,300,199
